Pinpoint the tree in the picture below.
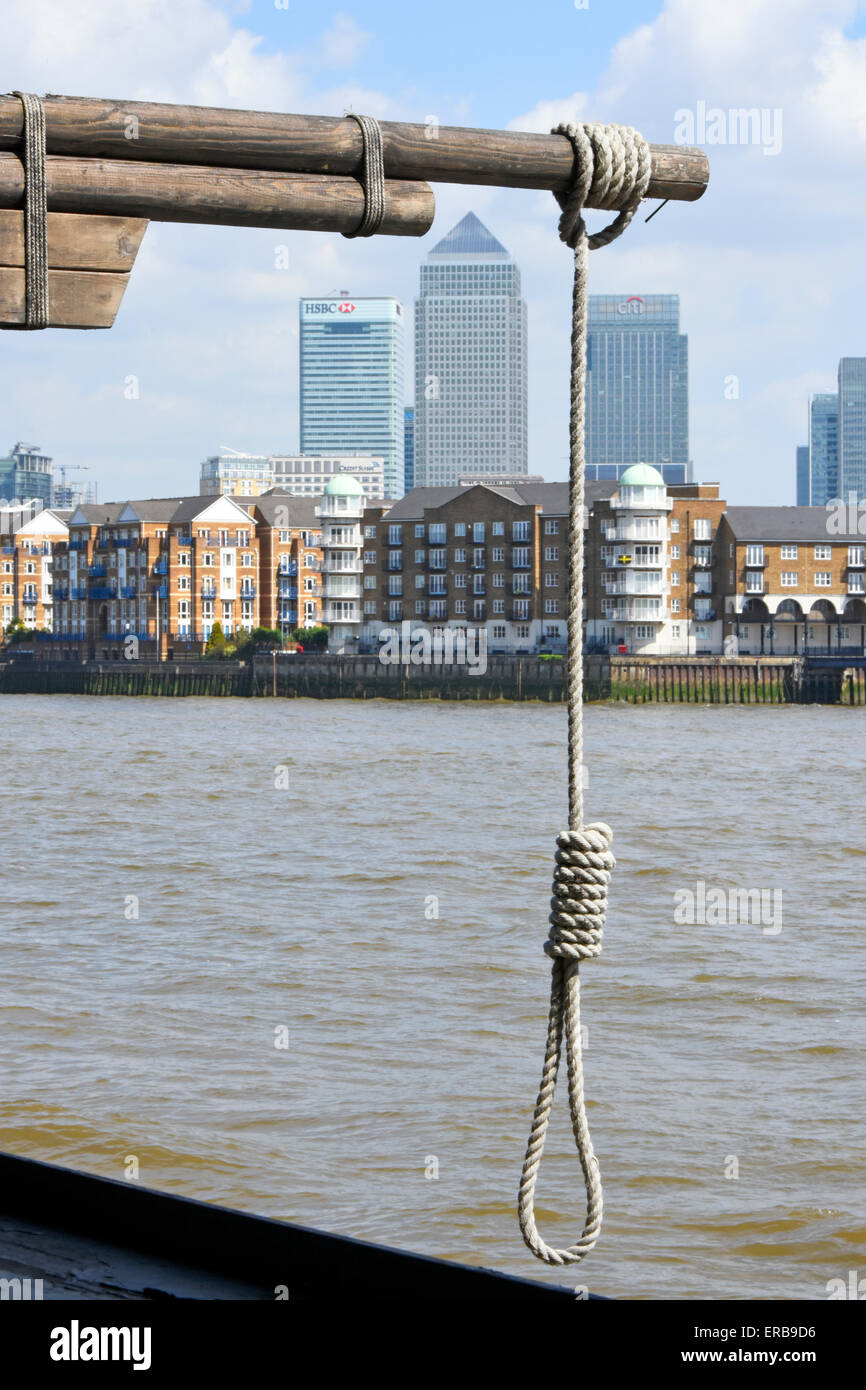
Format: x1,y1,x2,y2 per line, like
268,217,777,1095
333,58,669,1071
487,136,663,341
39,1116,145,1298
291,625,329,650
205,620,226,656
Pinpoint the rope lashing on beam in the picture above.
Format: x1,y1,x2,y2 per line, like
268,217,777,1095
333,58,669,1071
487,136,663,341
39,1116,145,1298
518,122,650,1267
12,92,49,329
342,113,386,238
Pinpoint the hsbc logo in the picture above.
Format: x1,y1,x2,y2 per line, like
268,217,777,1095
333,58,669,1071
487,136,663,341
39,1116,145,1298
304,301,356,314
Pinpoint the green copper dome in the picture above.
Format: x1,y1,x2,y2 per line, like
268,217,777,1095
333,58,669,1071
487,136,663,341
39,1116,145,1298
618,462,666,487
323,474,364,496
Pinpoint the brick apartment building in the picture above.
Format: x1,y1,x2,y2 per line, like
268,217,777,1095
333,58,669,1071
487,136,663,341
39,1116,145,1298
6,466,866,660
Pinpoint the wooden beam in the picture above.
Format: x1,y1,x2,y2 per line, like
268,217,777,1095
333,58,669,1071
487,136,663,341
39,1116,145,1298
0,94,709,205
0,209,147,270
0,152,436,235
0,267,132,328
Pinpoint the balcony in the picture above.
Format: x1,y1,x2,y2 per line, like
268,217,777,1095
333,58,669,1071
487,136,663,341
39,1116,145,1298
21,593,38,605
120,585,137,599
606,549,664,570
324,558,362,574
153,560,168,576
744,555,767,568
88,564,107,577
71,586,88,600
201,586,217,599
278,561,298,577
1,545,15,555
692,556,713,569
96,540,109,550
114,537,135,548
847,556,866,570
603,575,667,597
744,584,765,597
848,584,866,597
153,585,168,600
602,600,669,623
67,539,87,550
175,535,192,546
239,585,257,599
90,585,117,600
324,578,361,599
278,585,298,599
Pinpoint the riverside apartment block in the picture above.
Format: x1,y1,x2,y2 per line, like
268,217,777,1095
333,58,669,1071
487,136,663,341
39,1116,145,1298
4,466,866,658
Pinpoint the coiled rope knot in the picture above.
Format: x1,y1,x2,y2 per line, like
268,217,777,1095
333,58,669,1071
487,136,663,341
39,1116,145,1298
546,823,615,963
552,121,651,251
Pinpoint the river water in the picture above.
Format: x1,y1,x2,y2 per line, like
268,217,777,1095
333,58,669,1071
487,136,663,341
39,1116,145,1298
0,694,863,1299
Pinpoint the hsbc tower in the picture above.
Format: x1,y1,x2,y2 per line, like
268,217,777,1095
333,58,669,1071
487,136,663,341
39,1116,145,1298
299,296,405,498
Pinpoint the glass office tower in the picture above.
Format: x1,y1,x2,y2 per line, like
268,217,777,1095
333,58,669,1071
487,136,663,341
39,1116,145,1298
414,212,528,486
299,296,405,499
839,358,866,502
586,294,689,468
807,393,839,506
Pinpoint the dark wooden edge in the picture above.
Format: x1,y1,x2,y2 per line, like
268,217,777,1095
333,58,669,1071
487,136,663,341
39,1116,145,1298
0,1150,587,1300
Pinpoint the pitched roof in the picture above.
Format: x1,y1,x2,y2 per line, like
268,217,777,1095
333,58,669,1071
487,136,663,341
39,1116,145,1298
428,212,509,257
252,492,322,528
724,505,861,542
380,480,615,520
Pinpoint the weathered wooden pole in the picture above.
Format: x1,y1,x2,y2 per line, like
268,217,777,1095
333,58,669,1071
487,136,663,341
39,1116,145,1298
0,94,710,207
0,152,435,235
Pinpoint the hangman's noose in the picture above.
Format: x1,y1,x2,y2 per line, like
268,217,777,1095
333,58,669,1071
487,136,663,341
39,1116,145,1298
518,122,651,1266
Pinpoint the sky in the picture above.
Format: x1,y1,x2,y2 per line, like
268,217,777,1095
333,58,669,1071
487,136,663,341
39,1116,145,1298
2,0,866,504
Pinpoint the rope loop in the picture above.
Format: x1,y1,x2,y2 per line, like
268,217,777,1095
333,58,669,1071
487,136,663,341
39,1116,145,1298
12,91,49,329
342,112,386,238
552,121,651,251
519,120,649,1270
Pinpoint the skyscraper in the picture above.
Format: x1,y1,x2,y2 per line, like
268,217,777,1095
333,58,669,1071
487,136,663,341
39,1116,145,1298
414,212,527,487
585,294,689,471
838,358,866,501
299,295,405,498
806,393,839,506
0,442,53,508
403,406,415,493
795,445,810,506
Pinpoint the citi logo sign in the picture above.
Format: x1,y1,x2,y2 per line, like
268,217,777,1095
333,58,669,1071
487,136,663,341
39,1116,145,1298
617,296,644,315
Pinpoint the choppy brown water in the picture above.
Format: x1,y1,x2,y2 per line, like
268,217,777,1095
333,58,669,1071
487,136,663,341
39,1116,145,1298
1,695,863,1299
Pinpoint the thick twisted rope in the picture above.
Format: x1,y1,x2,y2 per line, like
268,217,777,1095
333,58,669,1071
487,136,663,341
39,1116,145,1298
518,122,650,1267
342,113,386,238
12,92,49,329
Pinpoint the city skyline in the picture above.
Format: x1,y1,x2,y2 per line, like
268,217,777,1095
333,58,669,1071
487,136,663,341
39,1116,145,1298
2,1,866,508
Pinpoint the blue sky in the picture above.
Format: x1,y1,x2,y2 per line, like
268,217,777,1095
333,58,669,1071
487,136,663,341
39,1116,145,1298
3,0,866,504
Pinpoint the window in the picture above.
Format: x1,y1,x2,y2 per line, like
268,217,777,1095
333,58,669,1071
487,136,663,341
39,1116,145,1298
670,546,680,560
849,546,865,567
364,550,376,565
694,574,712,594
634,624,654,640
670,571,680,587
745,545,764,567
414,573,425,590
544,599,559,614
492,573,504,588
814,545,831,560
241,553,254,567
388,525,402,545
454,523,466,537
472,547,486,568
544,573,558,587
429,548,447,569
781,545,798,560
745,571,764,593
177,575,190,590
781,572,799,586
414,550,425,563
472,522,485,542
512,547,530,568
814,572,831,587
515,620,530,635
492,521,505,536
670,519,680,533
472,574,485,594
513,520,531,541
415,600,426,615
364,601,377,615
454,599,467,615
544,547,559,561
388,576,402,595
415,524,425,538
177,552,190,567
545,520,559,535
493,600,505,614
388,601,402,621
671,598,680,614
453,548,466,564
491,547,504,562
388,551,402,571
428,524,446,544
453,573,467,588
429,576,447,596
694,519,712,540
363,575,376,590
473,600,485,619
493,624,506,638
364,525,377,539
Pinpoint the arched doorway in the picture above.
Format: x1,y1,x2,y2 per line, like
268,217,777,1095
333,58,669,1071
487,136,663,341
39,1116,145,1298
842,597,866,655
775,598,804,654
806,598,837,655
738,597,770,653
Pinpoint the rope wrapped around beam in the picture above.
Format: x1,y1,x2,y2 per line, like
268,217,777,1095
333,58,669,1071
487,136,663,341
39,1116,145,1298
518,122,650,1268
342,113,386,238
12,91,49,328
